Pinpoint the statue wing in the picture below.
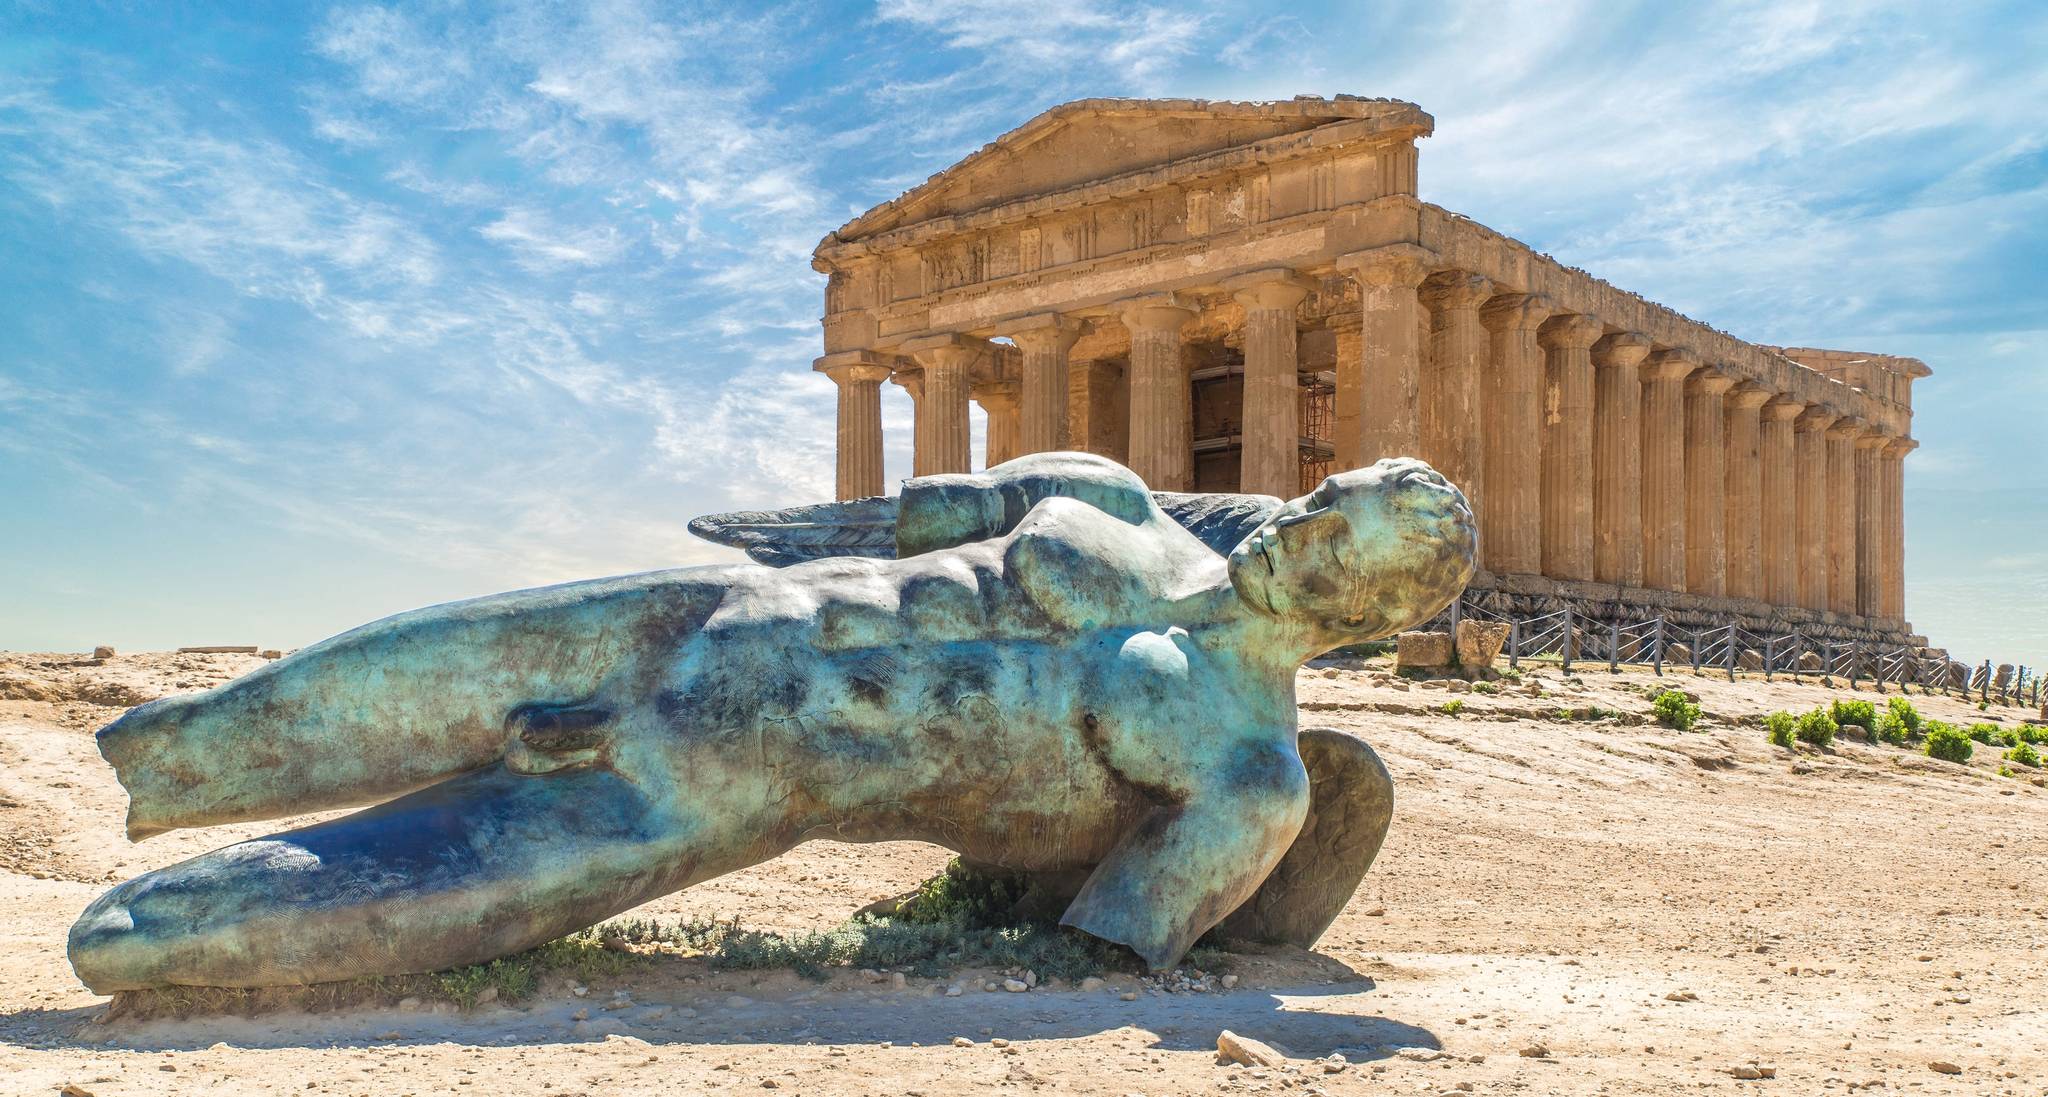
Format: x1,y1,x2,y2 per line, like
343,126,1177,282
1151,491,1282,556
685,495,901,567
691,490,1279,566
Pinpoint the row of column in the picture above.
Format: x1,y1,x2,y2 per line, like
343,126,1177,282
821,259,1914,624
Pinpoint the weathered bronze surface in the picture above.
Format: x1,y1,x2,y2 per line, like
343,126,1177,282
69,452,1475,991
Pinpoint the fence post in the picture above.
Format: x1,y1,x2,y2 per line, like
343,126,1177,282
1981,660,1992,704
1610,622,1621,674
1653,618,1665,676
1691,629,1702,674
1725,626,1736,682
1874,648,1887,694
1764,635,1775,682
1561,606,1574,675
1850,644,1862,690
1509,620,1521,670
1449,597,1462,647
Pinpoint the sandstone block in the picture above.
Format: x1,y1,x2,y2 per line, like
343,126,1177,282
1796,651,1824,672
1397,630,1453,670
1216,1030,1287,1067
92,645,115,660
1455,620,1510,669
1738,649,1764,672
1666,642,1693,665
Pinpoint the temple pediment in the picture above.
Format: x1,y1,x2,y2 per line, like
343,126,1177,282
825,97,1431,246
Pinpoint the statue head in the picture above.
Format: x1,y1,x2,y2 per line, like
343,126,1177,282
1225,457,1476,647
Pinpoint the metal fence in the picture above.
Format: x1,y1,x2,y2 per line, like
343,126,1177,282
1420,596,2043,709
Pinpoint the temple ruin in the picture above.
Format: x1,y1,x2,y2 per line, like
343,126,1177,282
809,97,1928,647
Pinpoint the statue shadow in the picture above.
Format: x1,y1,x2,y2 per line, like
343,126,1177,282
2,975,1437,1062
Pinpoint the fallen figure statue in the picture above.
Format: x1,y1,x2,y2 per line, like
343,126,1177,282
69,452,1476,991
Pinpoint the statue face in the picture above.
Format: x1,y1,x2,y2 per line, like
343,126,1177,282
1226,458,1477,641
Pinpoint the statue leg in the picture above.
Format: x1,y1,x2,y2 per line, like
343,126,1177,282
1213,727,1394,947
68,762,782,992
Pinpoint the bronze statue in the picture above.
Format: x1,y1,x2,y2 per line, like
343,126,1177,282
70,452,1475,991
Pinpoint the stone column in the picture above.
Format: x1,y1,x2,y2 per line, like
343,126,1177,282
1538,313,1603,582
973,379,1022,468
821,357,892,500
999,316,1078,455
1334,245,1435,468
1227,270,1315,498
1758,396,1804,608
1477,292,1554,575
904,336,980,476
1683,367,1737,597
1721,383,1771,602
892,370,924,474
1824,418,1866,615
1639,350,1695,593
1793,408,1837,612
1591,332,1652,587
1882,437,1916,624
1419,271,1494,528
1120,296,1198,491
1854,431,1887,619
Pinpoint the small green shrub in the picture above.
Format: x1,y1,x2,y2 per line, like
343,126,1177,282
1765,711,1797,748
1873,710,1910,746
1471,680,1500,695
1998,763,2016,778
1497,667,1523,682
1831,699,1876,733
1998,727,2023,747
2020,725,2045,745
2005,742,2042,768
1650,689,1701,732
1795,708,1837,748
1969,723,2003,745
1922,722,1973,764
1886,697,1923,737
1439,699,1465,717
1978,700,1990,711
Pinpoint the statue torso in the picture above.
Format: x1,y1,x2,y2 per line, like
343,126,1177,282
649,499,1297,868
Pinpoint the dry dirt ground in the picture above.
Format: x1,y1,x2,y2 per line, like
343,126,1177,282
2,648,2045,1096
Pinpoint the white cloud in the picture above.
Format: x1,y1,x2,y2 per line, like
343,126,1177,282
479,208,627,270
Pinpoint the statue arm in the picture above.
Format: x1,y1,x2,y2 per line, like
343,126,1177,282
1058,734,1310,969
896,452,1156,557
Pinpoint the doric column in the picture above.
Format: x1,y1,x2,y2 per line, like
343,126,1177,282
820,355,893,500
1591,332,1652,587
1227,270,1315,498
904,335,980,476
1793,407,1838,612
973,379,1022,469
1538,313,1603,581
1419,271,1494,526
1758,396,1804,608
1882,437,1916,624
1120,296,1198,491
1639,349,1695,593
1683,367,1737,597
1477,291,1554,575
1721,383,1771,602
1854,430,1888,619
1334,245,1435,468
1824,417,1866,615
998,315,1079,456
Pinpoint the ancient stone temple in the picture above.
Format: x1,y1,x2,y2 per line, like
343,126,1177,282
809,97,1929,646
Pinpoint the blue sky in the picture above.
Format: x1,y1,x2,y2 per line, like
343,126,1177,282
2,0,2043,667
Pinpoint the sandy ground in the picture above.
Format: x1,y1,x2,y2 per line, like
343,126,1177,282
2,648,2045,1096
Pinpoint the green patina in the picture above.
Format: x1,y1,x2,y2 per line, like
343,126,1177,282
70,452,1475,991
